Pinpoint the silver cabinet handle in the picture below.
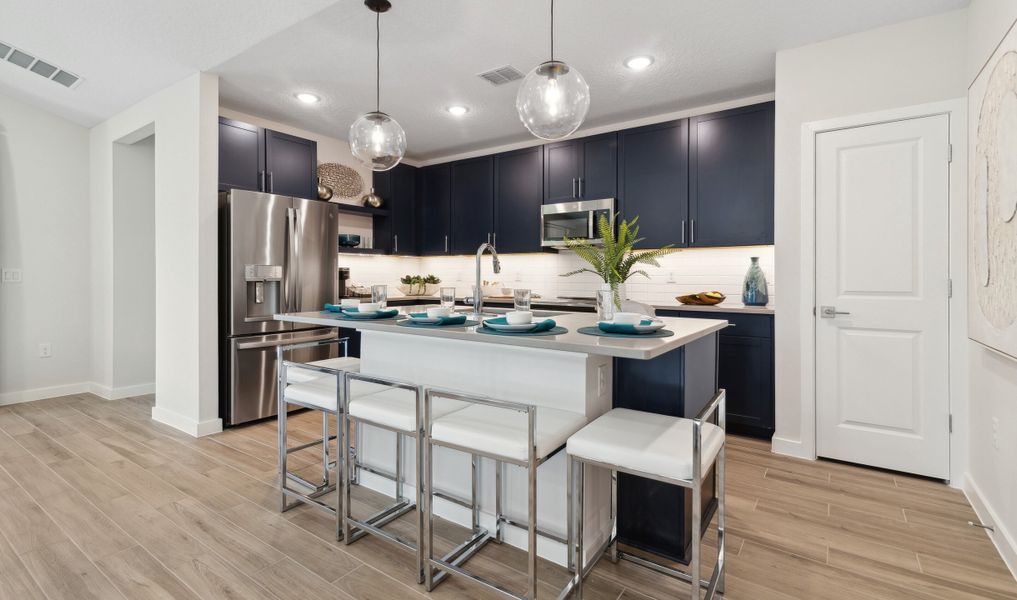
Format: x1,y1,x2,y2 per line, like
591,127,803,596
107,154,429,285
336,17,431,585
572,178,578,198
444,235,449,253
259,170,266,192
393,234,398,253
492,232,497,247
578,178,583,198
681,220,686,244
690,219,696,244
267,171,274,193
820,306,851,318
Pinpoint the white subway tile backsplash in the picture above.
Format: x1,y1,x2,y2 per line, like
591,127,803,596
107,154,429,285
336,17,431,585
338,246,775,305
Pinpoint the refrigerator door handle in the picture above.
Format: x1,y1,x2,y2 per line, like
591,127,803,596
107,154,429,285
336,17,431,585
235,330,337,351
293,207,302,310
285,207,297,313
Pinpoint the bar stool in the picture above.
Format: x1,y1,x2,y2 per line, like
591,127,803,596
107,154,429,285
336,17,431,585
285,356,361,384
340,371,468,584
563,390,727,600
423,387,589,600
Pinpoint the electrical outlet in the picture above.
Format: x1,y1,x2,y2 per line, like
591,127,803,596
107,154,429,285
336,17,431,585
667,271,677,284
597,364,607,397
38,343,52,358
2,268,22,283
992,417,1000,450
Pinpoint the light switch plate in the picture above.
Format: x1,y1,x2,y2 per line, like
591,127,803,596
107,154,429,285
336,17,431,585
2,268,22,283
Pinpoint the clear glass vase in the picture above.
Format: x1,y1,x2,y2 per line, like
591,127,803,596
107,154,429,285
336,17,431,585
742,257,769,306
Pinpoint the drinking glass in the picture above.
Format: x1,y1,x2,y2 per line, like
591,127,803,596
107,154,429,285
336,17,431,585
371,284,388,309
513,288,532,312
597,289,615,322
440,287,456,312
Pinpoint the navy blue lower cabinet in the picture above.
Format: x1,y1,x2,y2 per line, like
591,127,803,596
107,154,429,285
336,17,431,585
663,310,775,439
612,333,719,563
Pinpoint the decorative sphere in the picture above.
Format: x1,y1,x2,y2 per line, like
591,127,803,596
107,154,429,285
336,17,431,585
515,61,590,140
349,111,406,171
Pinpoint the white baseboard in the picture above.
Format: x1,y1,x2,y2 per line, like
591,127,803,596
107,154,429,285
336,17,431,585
109,383,155,400
0,382,94,406
964,474,1017,581
151,406,222,438
771,435,811,459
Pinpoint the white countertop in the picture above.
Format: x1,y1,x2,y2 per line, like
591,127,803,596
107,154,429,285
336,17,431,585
388,295,774,315
275,309,728,360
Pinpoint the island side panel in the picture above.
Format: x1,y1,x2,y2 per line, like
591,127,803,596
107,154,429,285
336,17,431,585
612,332,719,563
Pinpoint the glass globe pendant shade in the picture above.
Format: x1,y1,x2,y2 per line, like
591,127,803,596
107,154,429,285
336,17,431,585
349,111,406,171
515,60,590,140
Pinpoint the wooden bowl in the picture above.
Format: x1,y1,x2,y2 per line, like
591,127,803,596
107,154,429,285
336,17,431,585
676,292,726,306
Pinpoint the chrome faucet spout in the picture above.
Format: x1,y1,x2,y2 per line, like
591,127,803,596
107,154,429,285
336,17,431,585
473,242,500,317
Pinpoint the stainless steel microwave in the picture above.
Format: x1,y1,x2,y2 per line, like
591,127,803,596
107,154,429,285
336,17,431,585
540,198,616,248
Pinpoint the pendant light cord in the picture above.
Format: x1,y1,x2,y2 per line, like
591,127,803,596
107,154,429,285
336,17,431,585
375,9,381,112
550,0,555,61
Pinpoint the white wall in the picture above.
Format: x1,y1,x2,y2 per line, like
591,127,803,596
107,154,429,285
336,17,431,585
0,91,92,404
772,10,968,457
112,135,155,395
90,72,221,435
963,0,1017,578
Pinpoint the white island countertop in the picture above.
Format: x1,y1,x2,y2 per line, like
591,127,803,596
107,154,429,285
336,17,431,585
275,309,727,360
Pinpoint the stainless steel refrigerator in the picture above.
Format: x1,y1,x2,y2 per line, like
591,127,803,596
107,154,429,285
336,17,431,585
219,189,339,426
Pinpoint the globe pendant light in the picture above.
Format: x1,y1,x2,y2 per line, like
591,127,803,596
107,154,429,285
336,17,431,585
515,0,590,140
349,0,406,171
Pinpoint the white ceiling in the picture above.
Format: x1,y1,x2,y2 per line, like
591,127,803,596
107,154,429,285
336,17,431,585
1,0,967,160
0,0,336,125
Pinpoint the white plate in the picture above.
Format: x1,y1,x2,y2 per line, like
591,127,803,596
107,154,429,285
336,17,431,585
408,317,442,324
483,319,545,332
599,320,666,333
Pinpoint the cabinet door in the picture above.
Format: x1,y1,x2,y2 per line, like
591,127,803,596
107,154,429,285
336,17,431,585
543,140,581,203
218,117,264,192
579,133,617,200
717,334,774,435
618,120,689,249
451,156,494,254
495,146,543,253
264,129,317,200
419,164,452,255
390,164,417,255
689,102,774,247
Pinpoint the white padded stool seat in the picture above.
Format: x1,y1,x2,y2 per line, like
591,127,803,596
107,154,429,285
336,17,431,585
349,388,463,432
286,356,361,384
284,378,387,412
567,408,724,482
431,404,587,463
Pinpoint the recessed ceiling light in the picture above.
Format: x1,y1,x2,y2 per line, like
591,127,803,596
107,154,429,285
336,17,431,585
624,55,654,71
446,105,470,116
295,92,320,104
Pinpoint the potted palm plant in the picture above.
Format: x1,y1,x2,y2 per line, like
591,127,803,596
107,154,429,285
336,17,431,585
560,214,678,308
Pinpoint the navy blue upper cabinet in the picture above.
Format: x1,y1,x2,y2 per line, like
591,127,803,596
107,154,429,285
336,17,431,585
451,156,495,254
219,117,318,200
494,146,544,253
264,129,317,200
373,164,417,255
543,133,617,203
419,164,452,255
689,102,774,247
618,120,689,249
218,117,264,193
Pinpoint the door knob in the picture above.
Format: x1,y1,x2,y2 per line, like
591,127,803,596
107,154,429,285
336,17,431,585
820,305,850,318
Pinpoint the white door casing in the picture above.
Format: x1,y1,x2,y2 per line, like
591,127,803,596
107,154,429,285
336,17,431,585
815,115,951,479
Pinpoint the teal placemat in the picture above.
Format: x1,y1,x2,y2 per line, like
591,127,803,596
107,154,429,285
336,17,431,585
577,326,674,339
476,326,568,337
397,319,480,329
330,310,402,321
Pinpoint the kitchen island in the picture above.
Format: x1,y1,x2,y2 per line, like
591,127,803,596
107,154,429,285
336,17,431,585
275,308,727,566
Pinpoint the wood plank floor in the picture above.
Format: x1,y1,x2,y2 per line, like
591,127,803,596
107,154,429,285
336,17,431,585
0,393,1013,600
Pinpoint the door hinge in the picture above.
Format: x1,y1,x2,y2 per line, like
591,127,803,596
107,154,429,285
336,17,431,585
948,278,953,298
949,414,953,433
948,144,953,163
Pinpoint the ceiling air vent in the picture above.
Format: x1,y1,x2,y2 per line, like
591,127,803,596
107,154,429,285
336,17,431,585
477,65,524,86
0,40,82,89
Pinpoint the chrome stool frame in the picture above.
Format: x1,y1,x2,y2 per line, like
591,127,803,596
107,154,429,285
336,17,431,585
423,388,572,600
275,337,348,527
340,371,427,583
563,390,727,600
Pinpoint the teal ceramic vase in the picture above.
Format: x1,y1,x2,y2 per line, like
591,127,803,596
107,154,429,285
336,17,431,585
742,257,769,306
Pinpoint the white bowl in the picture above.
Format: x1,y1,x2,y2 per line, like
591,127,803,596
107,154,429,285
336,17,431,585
340,298,360,308
506,310,533,325
358,302,381,314
426,306,451,318
612,312,643,325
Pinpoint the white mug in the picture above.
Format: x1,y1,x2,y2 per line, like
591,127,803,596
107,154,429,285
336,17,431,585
612,312,642,325
358,302,381,314
506,310,533,325
426,307,452,318
340,298,360,308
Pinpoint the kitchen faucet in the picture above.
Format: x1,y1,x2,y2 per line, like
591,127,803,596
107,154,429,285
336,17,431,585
472,242,501,317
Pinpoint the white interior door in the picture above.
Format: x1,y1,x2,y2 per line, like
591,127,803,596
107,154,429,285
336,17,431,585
815,114,951,479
